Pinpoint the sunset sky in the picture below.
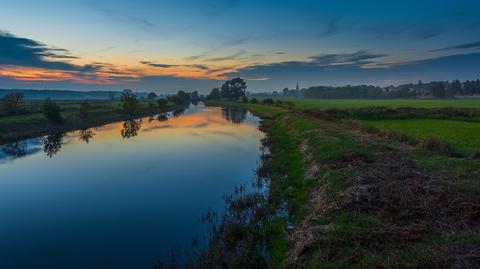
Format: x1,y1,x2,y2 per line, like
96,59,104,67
1,0,480,93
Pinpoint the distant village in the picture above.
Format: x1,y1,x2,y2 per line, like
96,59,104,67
250,79,480,99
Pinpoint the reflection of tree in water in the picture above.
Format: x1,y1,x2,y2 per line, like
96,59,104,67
172,107,186,117
1,141,27,158
222,107,247,124
79,129,95,144
121,119,142,139
157,113,169,122
43,133,64,158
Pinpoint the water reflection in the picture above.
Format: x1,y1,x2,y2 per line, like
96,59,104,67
157,114,169,122
121,119,143,139
221,107,247,124
0,138,44,162
43,133,64,158
0,104,263,269
79,129,95,144
1,141,28,158
172,107,186,117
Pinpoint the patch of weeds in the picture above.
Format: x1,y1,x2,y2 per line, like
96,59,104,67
320,169,352,199
308,128,373,164
420,136,463,157
263,219,291,265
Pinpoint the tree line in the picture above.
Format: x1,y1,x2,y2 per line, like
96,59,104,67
253,78,480,99
0,89,203,126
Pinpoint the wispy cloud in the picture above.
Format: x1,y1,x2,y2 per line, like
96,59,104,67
309,51,388,66
88,3,158,32
369,23,447,40
430,41,480,52
231,51,480,90
316,17,345,38
140,61,210,71
206,50,247,62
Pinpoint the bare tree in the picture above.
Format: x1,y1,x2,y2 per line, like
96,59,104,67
1,92,25,115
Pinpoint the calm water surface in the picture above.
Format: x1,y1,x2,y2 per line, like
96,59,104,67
0,104,264,269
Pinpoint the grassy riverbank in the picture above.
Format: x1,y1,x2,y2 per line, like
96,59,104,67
0,100,181,143
198,99,480,268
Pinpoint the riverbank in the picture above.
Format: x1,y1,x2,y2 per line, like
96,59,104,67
0,100,182,144
196,100,480,268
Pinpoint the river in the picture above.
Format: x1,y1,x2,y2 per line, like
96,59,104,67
0,104,264,269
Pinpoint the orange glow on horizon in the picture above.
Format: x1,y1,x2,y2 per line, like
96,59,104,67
0,62,247,84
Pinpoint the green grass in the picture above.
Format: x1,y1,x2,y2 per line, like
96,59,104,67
279,98,480,109
364,119,480,156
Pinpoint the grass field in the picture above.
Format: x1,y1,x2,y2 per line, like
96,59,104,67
364,119,480,156
279,98,480,109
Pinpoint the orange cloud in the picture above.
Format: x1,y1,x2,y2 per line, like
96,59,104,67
0,62,240,84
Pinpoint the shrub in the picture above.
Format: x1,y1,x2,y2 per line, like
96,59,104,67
79,100,91,119
242,96,249,103
262,98,274,105
420,137,461,157
43,98,64,125
250,98,258,104
381,129,418,145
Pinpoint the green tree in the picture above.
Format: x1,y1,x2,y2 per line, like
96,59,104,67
206,88,221,100
169,91,190,105
220,77,247,100
1,92,25,115
43,98,64,125
79,100,91,119
121,92,139,115
177,90,190,104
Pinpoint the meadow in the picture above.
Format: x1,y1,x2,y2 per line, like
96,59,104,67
278,97,480,109
364,119,480,156
275,98,480,157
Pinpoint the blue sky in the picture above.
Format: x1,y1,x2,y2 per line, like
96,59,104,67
1,0,480,93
